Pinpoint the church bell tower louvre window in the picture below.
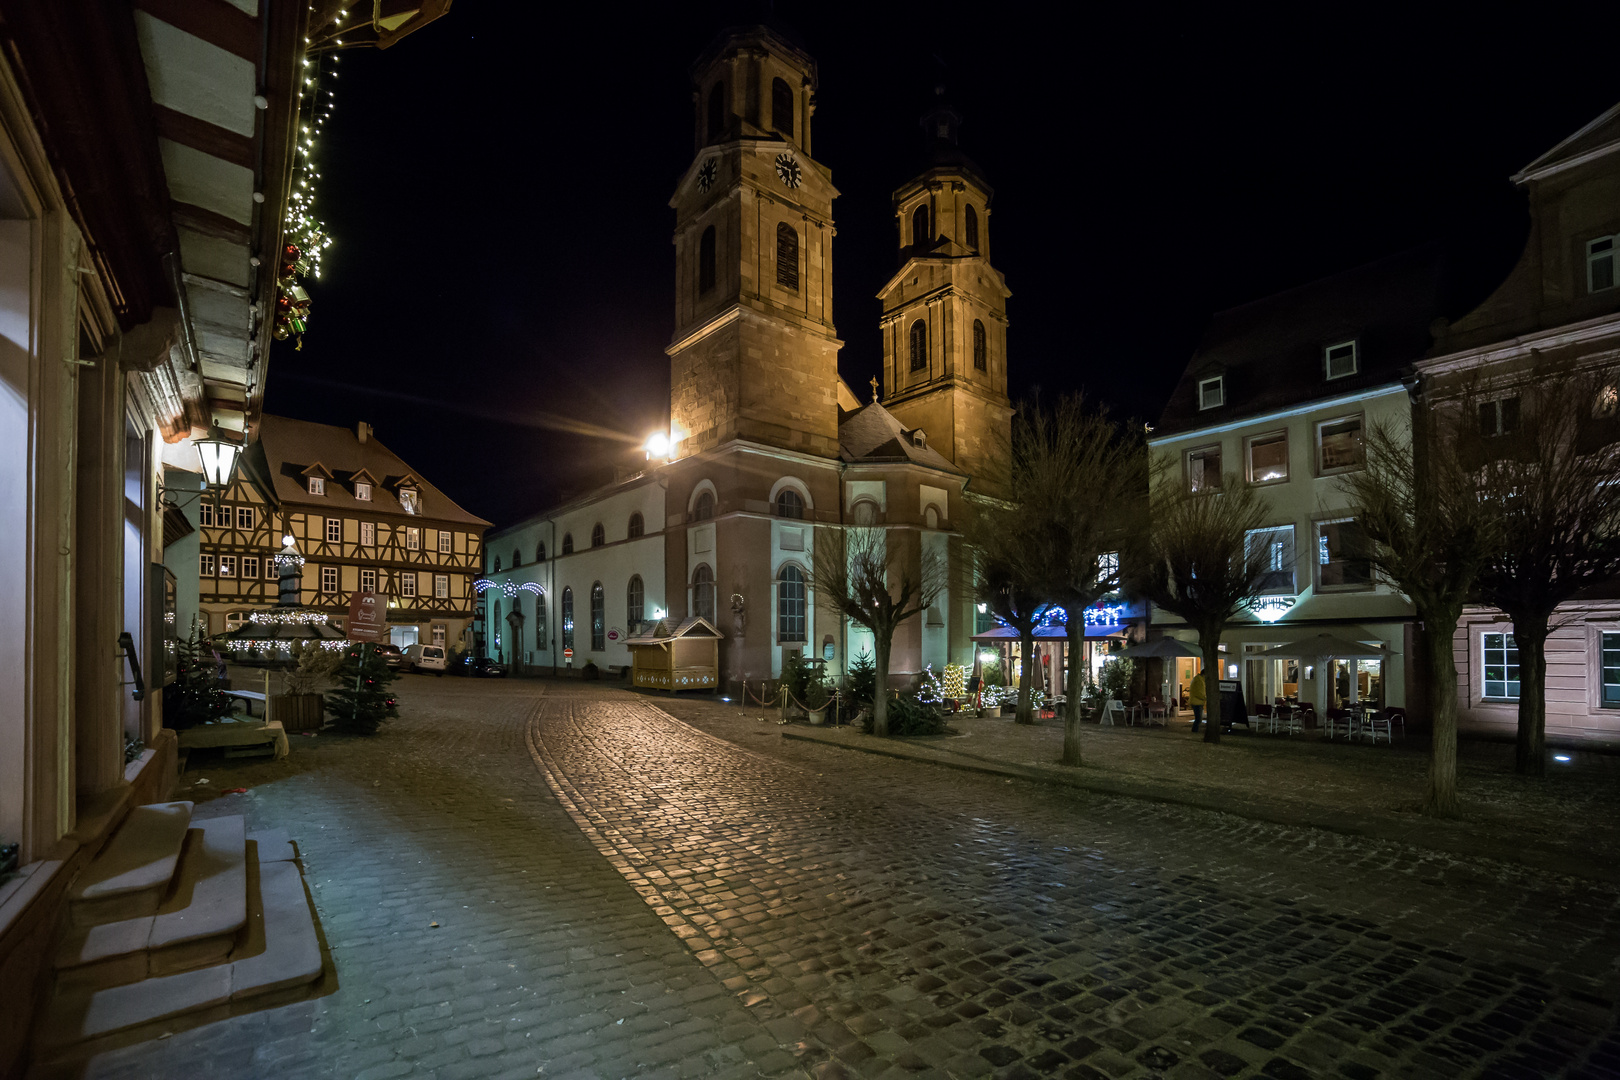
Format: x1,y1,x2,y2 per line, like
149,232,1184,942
776,222,799,291
707,81,726,143
775,489,804,519
965,204,979,250
909,320,928,371
698,226,717,294
771,77,794,137
911,204,929,248
973,320,987,371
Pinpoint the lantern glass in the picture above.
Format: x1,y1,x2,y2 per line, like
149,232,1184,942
195,434,241,488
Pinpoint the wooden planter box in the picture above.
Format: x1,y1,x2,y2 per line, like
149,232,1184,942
271,693,324,733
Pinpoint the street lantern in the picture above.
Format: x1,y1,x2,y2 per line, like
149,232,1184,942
194,429,242,489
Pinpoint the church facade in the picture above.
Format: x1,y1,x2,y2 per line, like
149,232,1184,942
479,26,1011,688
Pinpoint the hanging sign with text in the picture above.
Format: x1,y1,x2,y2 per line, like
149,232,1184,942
346,590,387,642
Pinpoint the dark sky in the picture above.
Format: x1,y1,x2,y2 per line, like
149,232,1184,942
264,3,1620,528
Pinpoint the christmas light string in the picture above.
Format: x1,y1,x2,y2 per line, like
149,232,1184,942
275,48,339,349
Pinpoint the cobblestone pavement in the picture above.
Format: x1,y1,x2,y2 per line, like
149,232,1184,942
58,679,1620,1080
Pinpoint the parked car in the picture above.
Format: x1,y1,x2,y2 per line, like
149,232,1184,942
403,643,447,674
469,656,505,678
372,643,406,671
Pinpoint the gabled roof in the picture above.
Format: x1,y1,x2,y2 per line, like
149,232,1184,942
838,401,965,474
1157,248,1448,437
1513,100,1620,184
625,615,724,644
251,415,490,527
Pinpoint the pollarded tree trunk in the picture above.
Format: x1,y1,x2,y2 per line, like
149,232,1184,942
1060,621,1085,766
1421,621,1460,815
872,632,892,738
1015,628,1036,725
1200,632,1223,745
1513,612,1551,778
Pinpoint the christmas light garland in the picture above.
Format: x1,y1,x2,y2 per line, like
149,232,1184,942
274,52,340,349
473,579,546,598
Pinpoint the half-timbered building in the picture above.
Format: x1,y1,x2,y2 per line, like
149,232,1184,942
170,415,489,651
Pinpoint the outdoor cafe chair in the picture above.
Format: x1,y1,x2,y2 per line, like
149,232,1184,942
1385,706,1406,736
1278,706,1302,735
1362,708,1393,745
1324,707,1351,740
1254,703,1275,733
1147,695,1168,718
1139,700,1166,727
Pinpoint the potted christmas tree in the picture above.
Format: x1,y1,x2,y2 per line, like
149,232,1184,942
325,643,399,735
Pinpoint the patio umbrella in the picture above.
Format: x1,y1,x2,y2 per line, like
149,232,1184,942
1116,637,1205,660
1257,633,1394,660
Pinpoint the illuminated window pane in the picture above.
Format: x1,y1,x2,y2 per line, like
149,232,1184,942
1247,433,1288,483
1483,632,1520,700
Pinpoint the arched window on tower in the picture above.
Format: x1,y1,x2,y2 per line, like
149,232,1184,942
691,563,716,623
973,319,987,372
777,566,806,644
912,204,929,248
776,222,799,291
909,320,928,372
591,523,605,548
775,489,804,519
965,204,979,250
771,77,793,137
628,512,644,539
698,225,716,294
627,574,645,628
694,491,714,521
707,81,726,142
590,582,605,651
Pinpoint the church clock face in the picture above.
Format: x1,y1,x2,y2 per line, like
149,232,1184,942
696,158,716,193
774,152,802,190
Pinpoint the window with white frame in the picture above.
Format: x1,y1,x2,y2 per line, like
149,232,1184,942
235,506,254,530
308,476,325,496
355,481,371,501
265,557,277,579
1482,632,1519,700
1186,445,1222,493
200,553,215,576
1316,518,1371,589
242,555,260,579
360,521,375,547
434,574,449,599
1589,235,1616,293
1324,340,1358,380
438,530,452,554
399,487,420,514
432,624,446,647
1246,525,1296,594
1602,632,1620,708
218,555,236,577
1478,396,1520,438
401,572,417,598
361,567,377,592
406,527,420,551
1246,431,1288,484
1197,375,1224,410
197,502,215,527
325,517,341,543
321,565,338,593
627,575,644,627
777,565,806,643
1097,550,1120,586
1317,415,1364,473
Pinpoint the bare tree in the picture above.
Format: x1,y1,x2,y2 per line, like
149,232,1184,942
1468,360,1620,776
1135,477,1270,745
1338,406,1494,815
1010,398,1148,764
812,525,945,737
974,543,1045,725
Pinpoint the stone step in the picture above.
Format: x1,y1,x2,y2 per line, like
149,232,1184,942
54,817,248,989
247,827,298,864
68,802,193,926
38,837,323,1055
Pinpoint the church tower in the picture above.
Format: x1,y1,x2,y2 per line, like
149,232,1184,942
667,26,842,460
877,96,1013,498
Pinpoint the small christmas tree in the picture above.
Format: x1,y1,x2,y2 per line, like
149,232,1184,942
162,630,232,730
325,643,399,735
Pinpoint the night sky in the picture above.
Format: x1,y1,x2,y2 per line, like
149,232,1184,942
264,3,1620,527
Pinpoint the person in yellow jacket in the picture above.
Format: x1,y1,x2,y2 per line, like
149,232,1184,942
1187,671,1208,732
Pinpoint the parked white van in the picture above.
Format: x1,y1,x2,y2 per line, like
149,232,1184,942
403,643,446,674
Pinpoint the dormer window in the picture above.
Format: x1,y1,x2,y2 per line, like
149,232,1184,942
1198,375,1225,410
1324,340,1358,380
355,481,371,501
399,487,420,514
1588,236,1616,293
308,476,325,496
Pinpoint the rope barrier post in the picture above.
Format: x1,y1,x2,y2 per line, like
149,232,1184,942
780,681,789,724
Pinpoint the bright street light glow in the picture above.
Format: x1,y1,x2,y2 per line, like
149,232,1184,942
644,431,671,459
